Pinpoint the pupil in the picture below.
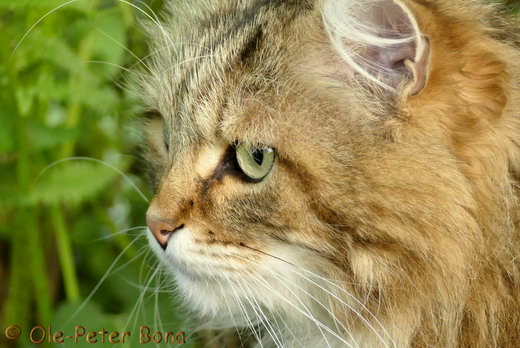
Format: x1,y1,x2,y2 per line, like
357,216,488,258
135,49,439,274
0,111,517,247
251,149,263,165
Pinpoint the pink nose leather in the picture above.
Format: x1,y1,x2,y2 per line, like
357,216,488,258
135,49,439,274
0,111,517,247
146,216,181,250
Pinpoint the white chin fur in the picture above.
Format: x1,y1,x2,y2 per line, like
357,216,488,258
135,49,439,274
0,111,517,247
147,228,371,347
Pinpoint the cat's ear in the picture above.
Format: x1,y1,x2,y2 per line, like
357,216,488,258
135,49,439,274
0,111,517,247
322,0,430,95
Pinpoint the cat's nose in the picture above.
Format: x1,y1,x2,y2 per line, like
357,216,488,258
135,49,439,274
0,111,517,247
146,215,183,250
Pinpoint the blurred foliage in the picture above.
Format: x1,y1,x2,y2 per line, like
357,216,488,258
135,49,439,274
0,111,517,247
0,0,198,346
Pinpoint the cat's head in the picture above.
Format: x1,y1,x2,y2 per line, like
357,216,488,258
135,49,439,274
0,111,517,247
136,0,518,345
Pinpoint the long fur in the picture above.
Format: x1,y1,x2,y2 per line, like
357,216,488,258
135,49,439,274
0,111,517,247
136,1,520,347
322,0,422,91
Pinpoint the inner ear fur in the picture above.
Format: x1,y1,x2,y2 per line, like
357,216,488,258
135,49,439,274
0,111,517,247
322,0,431,95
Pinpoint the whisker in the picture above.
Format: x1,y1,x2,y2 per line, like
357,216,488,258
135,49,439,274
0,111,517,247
227,279,263,347
238,278,284,348
241,247,395,347
215,276,246,347
296,268,393,347
139,248,158,286
234,279,269,347
61,235,143,329
12,0,175,60
93,226,147,242
241,265,334,348
232,246,394,346
11,0,81,57
244,269,351,348
239,244,298,267
237,255,358,347
35,156,149,202
259,292,304,347
133,0,161,23
164,54,223,74
128,47,167,71
95,28,153,74
84,60,137,74
153,275,165,348
124,263,161,333
129,40,220,72
116,0,176,56
108,244,149,276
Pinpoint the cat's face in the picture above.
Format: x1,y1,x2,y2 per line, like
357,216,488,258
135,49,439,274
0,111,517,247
142,0,462,327
142,76,362,319
137,0,519,346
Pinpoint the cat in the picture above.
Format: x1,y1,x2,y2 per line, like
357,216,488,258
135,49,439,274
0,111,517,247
135,0,520,347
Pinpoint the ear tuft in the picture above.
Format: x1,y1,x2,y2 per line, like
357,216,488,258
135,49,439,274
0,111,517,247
322,0,430,94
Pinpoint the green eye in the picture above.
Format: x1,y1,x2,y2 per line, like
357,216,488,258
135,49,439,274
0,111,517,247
235,144,275,181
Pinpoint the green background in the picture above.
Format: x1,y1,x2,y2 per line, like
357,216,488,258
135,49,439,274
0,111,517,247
0,0,197,346
0,0,518,347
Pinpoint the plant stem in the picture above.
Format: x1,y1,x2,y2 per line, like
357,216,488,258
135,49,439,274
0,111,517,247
4,115,37,339
27,207,52,326
53,0,100,303
51,204,80,303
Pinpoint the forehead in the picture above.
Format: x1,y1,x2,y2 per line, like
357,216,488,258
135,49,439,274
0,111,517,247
141,0,316,148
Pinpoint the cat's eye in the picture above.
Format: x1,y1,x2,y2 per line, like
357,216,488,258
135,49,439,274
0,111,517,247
235,144,275,181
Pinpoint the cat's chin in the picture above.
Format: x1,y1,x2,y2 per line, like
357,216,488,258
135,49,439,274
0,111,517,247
171,266,235,318
171,266,357,347
146,228,251,319
148,228,351,333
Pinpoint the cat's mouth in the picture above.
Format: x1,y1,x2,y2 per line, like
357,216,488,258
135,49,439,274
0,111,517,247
148,226,341,333
146,227,277,317
147,226,263,280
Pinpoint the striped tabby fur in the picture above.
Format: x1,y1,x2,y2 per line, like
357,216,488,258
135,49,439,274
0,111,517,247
137,0,520,347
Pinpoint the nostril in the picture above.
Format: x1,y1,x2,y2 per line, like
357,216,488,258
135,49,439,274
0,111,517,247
146,215,184,250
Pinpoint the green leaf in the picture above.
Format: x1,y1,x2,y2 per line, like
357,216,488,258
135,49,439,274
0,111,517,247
53,302,120,348
34,73,70,102
69,76,120,112
90,7,127,72
0,164,18,210
28,122,80,152
0,0,92,13
53,296,197,347
0,106,15,153
14,85,35,116
18,30,83,74
27,161,120,205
